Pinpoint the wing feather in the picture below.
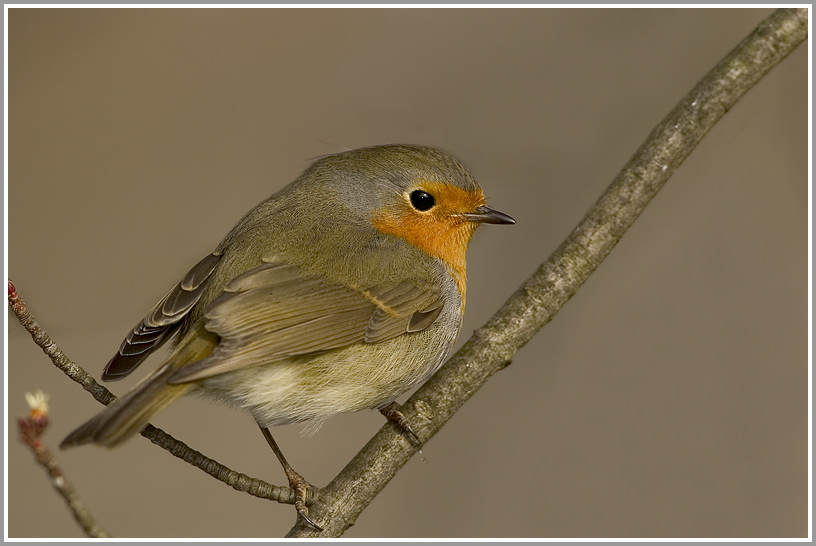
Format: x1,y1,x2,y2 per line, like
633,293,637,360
102,252,222,381
169,260,442,384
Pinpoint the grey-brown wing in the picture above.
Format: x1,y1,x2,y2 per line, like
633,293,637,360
102,252,223,381
168,261,441,384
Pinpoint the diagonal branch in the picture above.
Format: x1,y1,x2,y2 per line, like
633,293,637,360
8,280,115,407
287,8,809,537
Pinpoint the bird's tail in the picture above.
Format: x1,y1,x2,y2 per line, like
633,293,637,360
61,327,217,448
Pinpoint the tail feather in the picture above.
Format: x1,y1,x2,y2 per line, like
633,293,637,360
61,325,217,449
61,367,192,448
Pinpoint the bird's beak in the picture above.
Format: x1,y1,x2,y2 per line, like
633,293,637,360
463,205,516,225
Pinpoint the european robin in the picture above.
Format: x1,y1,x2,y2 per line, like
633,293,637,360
61,144,514,527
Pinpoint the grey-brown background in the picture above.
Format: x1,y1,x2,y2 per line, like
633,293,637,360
7,8,807,538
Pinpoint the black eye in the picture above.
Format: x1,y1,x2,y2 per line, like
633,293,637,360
409,190,435,211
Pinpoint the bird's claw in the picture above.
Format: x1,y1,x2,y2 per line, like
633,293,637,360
287,470,322,531
259,425,322,531
379,402,421,445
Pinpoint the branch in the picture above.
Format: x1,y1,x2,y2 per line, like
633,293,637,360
18,391,111,538
8,280,114,406
7,280,299,506
287,8,809,537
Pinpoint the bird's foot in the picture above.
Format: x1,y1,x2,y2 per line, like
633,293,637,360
282,465,322,531
379,402,421,445
258,425,322,531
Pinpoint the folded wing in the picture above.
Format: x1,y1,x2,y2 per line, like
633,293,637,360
168,260,442,384
102,252,223,381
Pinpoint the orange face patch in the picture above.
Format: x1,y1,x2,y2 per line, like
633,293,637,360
371,181,485,300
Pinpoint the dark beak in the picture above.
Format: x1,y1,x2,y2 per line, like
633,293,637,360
463,205,515,225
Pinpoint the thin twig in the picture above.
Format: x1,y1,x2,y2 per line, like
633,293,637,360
8,280,114,406
287,8,809,537
7,279,297,505
18,391,111,538
140,424,298,504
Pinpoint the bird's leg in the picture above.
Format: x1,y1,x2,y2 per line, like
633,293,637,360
258,425,321,531
379,401,421,445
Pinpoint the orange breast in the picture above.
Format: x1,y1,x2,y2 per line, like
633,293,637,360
371,182,484,304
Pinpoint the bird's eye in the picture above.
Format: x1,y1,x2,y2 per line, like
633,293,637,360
409,190,435,211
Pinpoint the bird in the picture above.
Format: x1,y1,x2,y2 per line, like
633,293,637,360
61,144,514,527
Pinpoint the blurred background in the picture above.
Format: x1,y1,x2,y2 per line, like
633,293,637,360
7,8,807,538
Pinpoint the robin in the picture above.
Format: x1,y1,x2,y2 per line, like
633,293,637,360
61,144,514,528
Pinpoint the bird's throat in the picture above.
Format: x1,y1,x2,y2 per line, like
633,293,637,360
372,210,472,303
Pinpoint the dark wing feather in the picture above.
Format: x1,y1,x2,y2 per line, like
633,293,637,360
168,260,441,384
102,252,222,381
